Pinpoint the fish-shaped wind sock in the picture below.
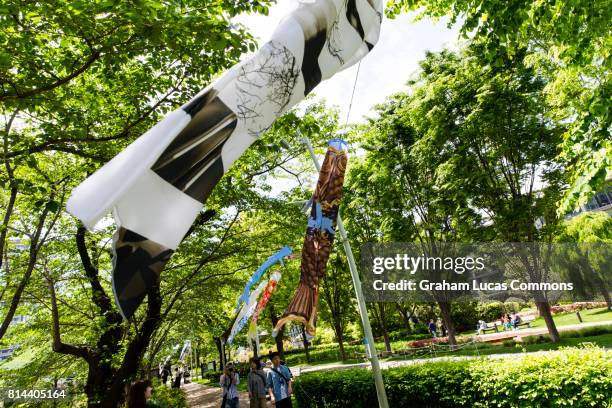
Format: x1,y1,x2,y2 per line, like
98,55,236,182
236,247,291,312
179,340,191,363
273,139,348,336
247,270,282,341
66,0,382,320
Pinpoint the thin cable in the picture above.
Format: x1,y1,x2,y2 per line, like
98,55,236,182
344,60,362,127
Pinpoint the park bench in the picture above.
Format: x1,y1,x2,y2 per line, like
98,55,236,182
477,322,499,334
513,315,535,329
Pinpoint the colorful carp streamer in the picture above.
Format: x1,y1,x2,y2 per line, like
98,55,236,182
179,340,191,363
227,279,269,345
247,270,282,342
236,246,291,312
273,139,348,336
65,0,382,321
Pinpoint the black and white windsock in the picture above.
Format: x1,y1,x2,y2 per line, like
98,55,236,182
66,0,383,320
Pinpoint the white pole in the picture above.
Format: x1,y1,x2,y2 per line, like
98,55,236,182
300,136,390,408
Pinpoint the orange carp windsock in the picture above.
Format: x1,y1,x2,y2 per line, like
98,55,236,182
273,139,348,336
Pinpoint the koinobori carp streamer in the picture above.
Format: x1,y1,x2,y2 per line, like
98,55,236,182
66,0,382,320
273,139,348,336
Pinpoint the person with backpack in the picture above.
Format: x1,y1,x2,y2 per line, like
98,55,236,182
247,357,268,408
220,361,240,408
266,352,293,407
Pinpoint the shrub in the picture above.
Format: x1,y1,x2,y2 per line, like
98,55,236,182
477,302,503,322
412,322,430,334
293,346,612,408
522,334,551,345
550,302,607,314
201,370,222,383
149,378,188,407
560,324,612,338
407,337,447,348
502,339,516,347
451,302,480,331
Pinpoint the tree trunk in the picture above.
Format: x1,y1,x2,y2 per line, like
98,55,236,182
252,338,259,359
269,306,285,360
594,274,612,310
334,323,347,361
395,303,413,333
602,287,612,311
378,304,392,353
438,301,457,348
536,301,560,342
215,337,224,370
301,326,310,363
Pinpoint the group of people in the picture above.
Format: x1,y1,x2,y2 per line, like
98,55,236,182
158,362,190,388
477,313,523,334
221,351,293,408
502,313,522,330
428,318,447,338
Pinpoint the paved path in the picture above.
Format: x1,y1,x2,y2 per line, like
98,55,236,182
474,319,612,342
184,382,253,408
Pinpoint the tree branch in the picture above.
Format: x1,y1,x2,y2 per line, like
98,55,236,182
43,265,91,360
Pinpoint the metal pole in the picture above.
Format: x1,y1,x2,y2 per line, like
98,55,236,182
300,136,389,408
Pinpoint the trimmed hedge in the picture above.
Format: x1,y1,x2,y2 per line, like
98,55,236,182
293,346,612,407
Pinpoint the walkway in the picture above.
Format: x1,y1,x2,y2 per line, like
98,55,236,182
473,319,612,342
184,382,251,408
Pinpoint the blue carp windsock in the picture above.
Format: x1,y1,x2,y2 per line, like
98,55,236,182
227,279,269,345
273,139,348,336
66,0,382,320
236,246,291,313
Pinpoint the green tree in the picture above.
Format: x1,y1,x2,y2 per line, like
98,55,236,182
319,250,357,361
556,212,612,309
386,0,612,214
350,42,566,341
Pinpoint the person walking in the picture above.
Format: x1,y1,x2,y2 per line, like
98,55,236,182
428,319,437,338
160,363,170,385
171,367,182,389
220,362,240,408
267,352,293,408
248,357,268,408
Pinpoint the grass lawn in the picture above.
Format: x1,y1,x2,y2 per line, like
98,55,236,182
383,333,612,361
528,307,612,328
457,307,612,335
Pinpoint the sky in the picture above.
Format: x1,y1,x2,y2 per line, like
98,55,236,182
234,1,462,124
